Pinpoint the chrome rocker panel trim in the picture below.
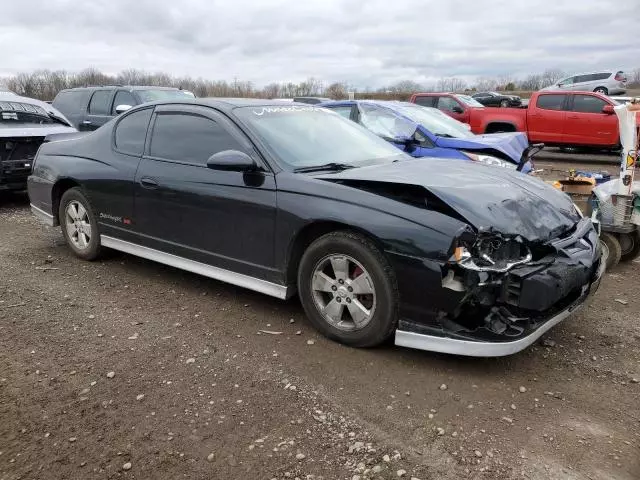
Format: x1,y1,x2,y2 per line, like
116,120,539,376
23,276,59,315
396,251,606,357
100,235,289,300
30,203,54,227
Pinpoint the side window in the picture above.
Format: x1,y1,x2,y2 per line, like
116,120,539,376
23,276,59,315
325,106,353,120
574,75,589,83
437,96,462,112
559,77,574,86
413,96,435,107
149,113,243,164
88,90,112,115
53,91,87,115
114,108,153,156
595,72,611,81
112,91,138,115
536,94,566,111
571,95,608,114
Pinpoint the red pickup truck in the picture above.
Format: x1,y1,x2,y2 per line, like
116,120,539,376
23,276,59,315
410,91,632,149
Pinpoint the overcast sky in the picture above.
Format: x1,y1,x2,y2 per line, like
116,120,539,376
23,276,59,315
1,0,637,88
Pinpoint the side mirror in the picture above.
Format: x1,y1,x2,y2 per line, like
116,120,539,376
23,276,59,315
206,150,256,171
602,104,615,114
388,135,418,152
115,104,132,115
452,106,464,114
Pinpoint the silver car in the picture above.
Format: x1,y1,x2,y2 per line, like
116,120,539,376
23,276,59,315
541,70,626,95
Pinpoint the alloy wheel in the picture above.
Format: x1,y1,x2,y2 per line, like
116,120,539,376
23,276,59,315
65,200,92,250
310,254,376,331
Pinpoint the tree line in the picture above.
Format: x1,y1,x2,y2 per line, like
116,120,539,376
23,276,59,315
2,67,639,102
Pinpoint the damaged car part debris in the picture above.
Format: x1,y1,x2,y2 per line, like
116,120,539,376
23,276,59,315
27,98,603,357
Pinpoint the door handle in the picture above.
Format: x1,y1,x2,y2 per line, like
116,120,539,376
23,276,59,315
567,115,579,119
139,177,159,189
82,120,93,125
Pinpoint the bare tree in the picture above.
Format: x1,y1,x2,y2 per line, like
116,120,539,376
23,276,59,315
628,68,640,88
387,80,424,94
474,77,498,91
324,82,348,100
540,69,566,88
436,77,467,92
518,74,543,91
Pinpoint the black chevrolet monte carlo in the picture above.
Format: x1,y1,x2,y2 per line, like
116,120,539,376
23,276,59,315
27,99,605,356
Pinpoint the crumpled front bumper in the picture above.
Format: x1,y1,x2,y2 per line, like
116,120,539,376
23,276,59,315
394,221,606,357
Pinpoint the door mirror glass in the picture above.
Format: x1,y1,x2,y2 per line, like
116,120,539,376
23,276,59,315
206,150,256,171
602,104,615,114
115,104,132,115
452,106,464,114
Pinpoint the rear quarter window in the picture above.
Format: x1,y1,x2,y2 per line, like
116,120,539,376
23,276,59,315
114,108,153,156
536,94,566,111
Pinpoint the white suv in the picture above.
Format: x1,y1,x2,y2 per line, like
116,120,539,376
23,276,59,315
541,70,627,95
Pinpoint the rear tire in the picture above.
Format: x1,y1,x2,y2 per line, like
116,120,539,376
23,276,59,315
59,187,102,261
619,231,640,262
600,232,621,270
593,87,608,95
297,231,398,347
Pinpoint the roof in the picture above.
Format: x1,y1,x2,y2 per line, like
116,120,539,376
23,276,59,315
200,97,304,107
119,97,312,115
319,99,418,108
59,85,186,92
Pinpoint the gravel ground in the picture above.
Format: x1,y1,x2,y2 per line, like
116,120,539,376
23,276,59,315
1,191,639,480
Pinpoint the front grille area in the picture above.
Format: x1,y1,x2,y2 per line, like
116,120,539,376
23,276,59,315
1,138,42,185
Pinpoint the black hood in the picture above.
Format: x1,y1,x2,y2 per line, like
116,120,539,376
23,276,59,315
318,159,580,242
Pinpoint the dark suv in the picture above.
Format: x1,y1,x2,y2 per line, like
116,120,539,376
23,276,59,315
52,86,195,130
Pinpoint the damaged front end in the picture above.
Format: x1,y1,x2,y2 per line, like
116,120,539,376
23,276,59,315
0,137,42,191
1,98,76,191
396,217,605,356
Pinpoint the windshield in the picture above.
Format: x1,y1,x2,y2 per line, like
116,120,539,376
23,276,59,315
235,105,407,169
392,104,475,138
455,95,484,107
137,89,195,103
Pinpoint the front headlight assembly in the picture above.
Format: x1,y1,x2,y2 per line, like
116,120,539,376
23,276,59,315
451,234,532,273
462,151,517,170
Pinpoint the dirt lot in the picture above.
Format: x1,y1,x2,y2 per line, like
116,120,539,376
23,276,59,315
1,191,639,480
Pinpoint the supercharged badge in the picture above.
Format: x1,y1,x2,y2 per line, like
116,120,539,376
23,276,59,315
99,213,123,223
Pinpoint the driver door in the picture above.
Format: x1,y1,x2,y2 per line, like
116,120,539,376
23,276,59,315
133,104,278,281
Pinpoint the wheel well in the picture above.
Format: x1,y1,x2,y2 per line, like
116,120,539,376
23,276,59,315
285,221,383,285
51,179,80,223
484,122,516,134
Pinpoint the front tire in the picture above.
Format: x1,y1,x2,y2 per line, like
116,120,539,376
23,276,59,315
500,99,510,108
297,231,398,347
594,87,608,95
59,187,102,261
